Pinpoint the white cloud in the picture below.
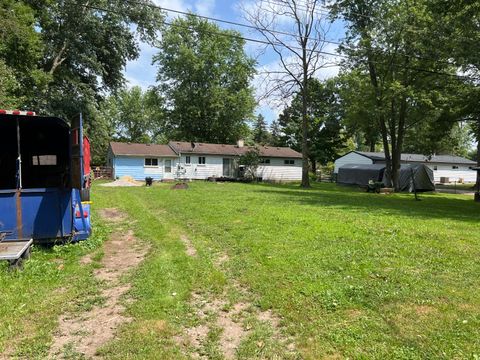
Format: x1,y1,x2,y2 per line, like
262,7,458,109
194,0,216,17
153,0,190,14
153,0,216,18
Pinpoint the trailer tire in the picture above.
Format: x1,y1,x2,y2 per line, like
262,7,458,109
81,188,91,202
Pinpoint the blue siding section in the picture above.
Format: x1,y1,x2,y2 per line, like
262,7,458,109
113,156,163,180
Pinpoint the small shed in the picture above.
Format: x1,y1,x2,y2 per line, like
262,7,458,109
337,164,435,192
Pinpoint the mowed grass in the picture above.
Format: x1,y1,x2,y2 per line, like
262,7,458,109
93,182,480,359
0,181,479,359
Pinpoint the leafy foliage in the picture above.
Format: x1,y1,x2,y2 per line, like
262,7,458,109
252,114,270,145
154,15,256,144
239,147,261,180
278,78,347,168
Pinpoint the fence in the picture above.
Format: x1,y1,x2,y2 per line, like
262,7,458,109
92,166,113,179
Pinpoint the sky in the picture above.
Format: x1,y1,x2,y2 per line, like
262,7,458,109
124,0,346,125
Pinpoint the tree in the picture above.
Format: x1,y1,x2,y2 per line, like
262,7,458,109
337,70,380,151
242,0,333,188
0,60,21,109
239,148,261,181
253,114,270,144
427,2,480,188
269,120,283,147
23,0,163,116
331,0,460,190
278,78,346,172
100,86,165,144
0,0,47,106
154,15,256,144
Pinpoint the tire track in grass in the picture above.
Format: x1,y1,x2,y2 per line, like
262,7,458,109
176,233,297,359
49,209,149,359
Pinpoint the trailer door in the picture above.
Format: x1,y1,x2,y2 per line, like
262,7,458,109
71,114,84,189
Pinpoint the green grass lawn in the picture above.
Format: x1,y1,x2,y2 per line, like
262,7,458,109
1,182,479,359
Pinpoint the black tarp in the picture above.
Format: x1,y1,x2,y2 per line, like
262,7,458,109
337,164,386,186
337,163,435,192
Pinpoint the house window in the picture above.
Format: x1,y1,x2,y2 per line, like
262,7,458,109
145,158,158,167
452,165,459,169
32,155,57,166
198,156,206,165
260,158,270,164
165,159,172,173
433,165,438,171
284,159,295,165
185,155,191,164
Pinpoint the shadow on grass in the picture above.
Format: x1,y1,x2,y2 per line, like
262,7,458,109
249,182,480,223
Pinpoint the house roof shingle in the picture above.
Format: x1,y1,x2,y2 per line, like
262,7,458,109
168,141,302,158
355,151,476,165
110,142,177,157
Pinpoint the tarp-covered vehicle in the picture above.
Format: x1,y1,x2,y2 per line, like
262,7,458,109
337,163,435,192
0,110,91,266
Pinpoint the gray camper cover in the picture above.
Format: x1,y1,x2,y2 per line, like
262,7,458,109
337,163,435,192
337,164,385,186
394,164,435,192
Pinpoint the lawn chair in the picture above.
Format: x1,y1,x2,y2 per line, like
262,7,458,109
366,180,384,193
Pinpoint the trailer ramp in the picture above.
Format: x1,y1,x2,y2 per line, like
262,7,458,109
0,233,33,269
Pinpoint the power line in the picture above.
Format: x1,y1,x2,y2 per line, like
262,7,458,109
85,2,480,82
123,0,470,78
122,0,344,49
87,3,343,59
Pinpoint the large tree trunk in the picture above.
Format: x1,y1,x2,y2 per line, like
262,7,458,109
476,118,480,191
300,46,310,188
301,89,310,188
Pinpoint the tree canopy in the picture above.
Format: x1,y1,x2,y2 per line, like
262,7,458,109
154,15,256,144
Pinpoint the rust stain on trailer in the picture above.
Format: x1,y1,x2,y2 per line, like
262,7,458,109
16,190,23,239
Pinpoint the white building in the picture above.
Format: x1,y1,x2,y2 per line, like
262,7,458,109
169,141,303,182
334,151,477,183
108,140,303,182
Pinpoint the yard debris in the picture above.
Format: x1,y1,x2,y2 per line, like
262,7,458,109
101,175,142,187
171,182,189,190
49,210,149,359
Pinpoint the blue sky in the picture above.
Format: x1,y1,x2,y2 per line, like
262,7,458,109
124,0,346,124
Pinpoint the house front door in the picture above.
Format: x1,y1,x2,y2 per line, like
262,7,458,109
164,159,173,179
223,158,234,177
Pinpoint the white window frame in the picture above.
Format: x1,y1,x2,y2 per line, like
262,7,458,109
185,155,191,165
260,158,270,164
284,159,295,165
198,156,206,165
144,158,159,167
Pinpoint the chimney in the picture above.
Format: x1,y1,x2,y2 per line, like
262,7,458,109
237,139,244,148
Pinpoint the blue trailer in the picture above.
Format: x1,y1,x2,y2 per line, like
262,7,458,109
0,110,92,267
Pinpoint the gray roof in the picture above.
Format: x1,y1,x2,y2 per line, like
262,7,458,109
110,142,177,157
169,141,302,158
355,151,476,165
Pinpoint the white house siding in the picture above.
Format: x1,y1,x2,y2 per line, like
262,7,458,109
334,152,373,173
176,155,302,181
113,155,178,181
256,158,302,181
422,164,477,183
178,155,224,179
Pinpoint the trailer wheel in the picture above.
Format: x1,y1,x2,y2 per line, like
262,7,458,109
81,188,91,202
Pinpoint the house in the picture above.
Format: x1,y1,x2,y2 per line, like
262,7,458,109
334,151,477,183
107,140,303,182
108,142,179,181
